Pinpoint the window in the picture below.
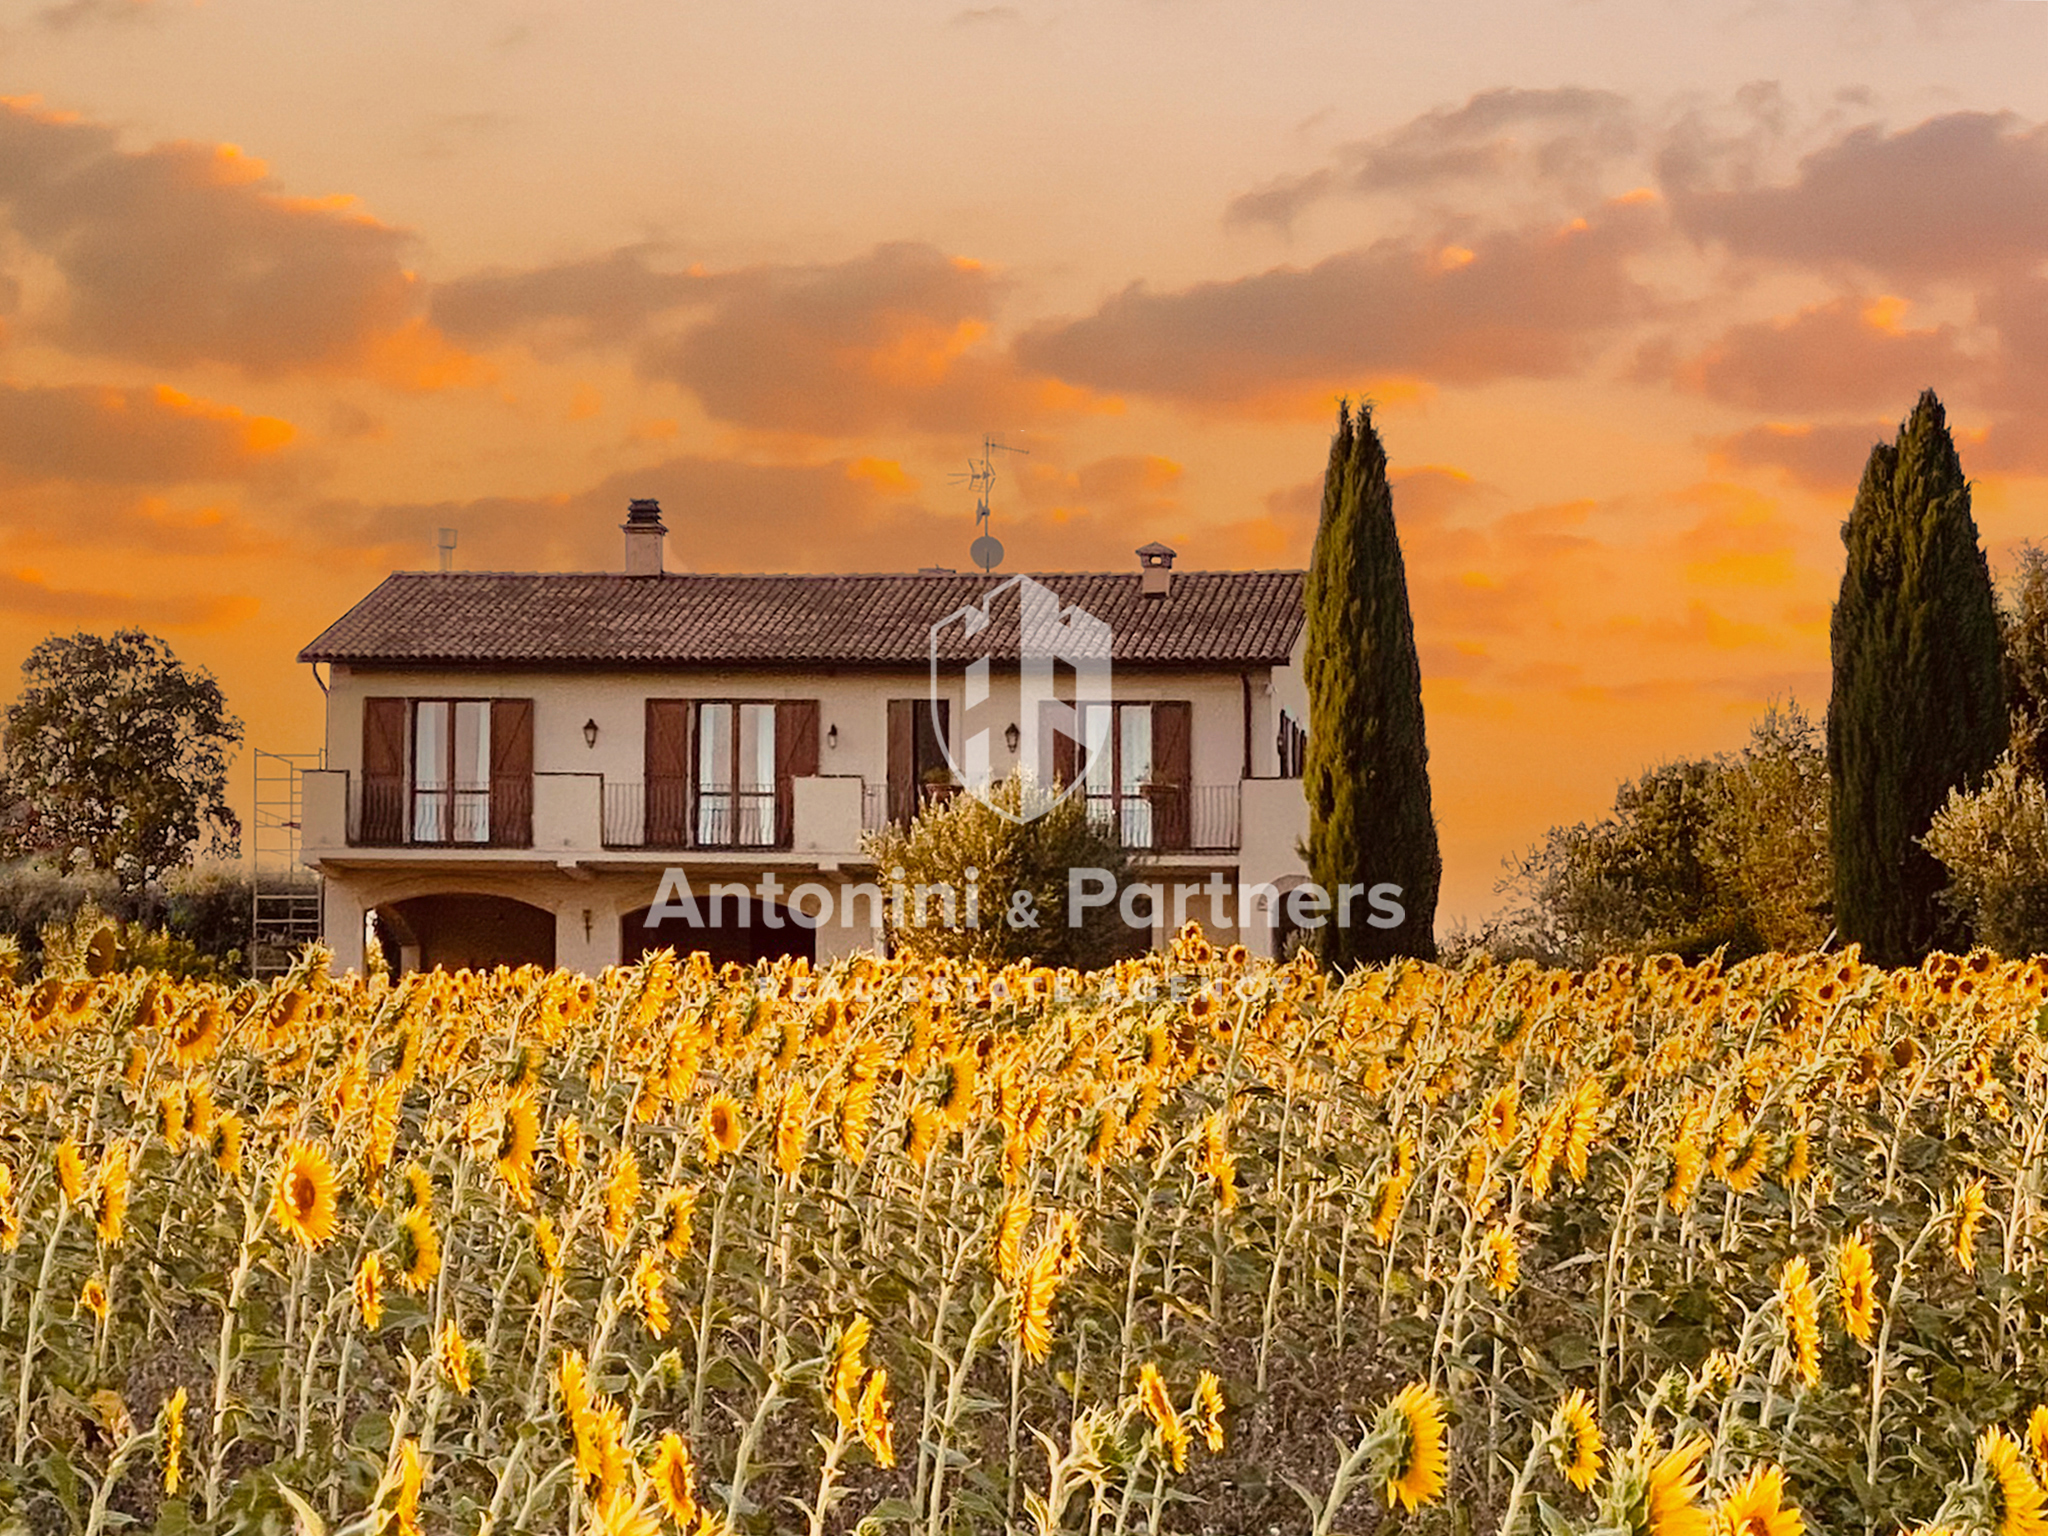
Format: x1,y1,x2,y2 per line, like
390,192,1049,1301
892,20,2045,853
1277,709,1308,779
412,700,492,843
697,702,777,846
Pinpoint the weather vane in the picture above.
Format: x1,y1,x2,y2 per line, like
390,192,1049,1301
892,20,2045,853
950,434,1028,573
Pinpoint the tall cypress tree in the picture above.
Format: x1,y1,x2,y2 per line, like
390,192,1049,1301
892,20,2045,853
1829,389,2005,964
1303,399,1441,964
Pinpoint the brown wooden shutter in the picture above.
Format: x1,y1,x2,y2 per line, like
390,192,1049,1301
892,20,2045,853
774,700,820,849
1046,700,1078,788
489,698,534,847
361,697,406,844
646,699,692,848
1151,701,1192,850
887,699,916,825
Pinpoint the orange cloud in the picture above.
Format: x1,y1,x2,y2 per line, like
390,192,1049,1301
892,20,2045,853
636,242,1106,436
0,381,293,485
0,98,471,383
1659,295,1977,411
1017,194,1665,410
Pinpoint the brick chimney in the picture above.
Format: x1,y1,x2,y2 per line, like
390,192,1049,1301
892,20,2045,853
1136,541,1176,598
623,498,667,576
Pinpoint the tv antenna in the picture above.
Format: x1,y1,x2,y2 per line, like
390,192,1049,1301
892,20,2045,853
950,434,1028,573
437,527,458,572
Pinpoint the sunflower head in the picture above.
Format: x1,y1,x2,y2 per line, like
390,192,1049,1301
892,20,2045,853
647,1431,698,1528
1718,1464,1803,1536
1549,1389,1601,1493
1836,1233,1878,1346
270,1141,340,1250
1373,1381,1449,1513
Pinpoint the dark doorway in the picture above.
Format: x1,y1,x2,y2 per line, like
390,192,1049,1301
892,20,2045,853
622,898,818,968
381,893,556,973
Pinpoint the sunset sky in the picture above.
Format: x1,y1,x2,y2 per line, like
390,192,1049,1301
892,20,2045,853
3,0,2046,927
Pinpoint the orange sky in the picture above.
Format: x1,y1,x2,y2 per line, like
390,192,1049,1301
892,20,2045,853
2,0,2047,929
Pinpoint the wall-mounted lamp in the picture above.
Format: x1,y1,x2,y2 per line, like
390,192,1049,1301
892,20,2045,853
582,908,593,941
827,724,839,751
583,718,599,749
1004,722,1020,753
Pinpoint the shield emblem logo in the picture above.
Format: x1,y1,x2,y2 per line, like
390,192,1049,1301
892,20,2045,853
929,573,1113,823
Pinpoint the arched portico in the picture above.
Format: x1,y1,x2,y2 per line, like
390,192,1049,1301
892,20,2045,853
621,898,818,968
375,892,558,974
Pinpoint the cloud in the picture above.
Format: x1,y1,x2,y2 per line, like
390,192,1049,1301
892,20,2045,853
431,245,715,352
0,97,467,383
1706,420,1896,493
0,566,255,630
1226,87,1639,232
36,0,164,29
1660,295,1978,411
1018,195,1664,409
0,382,293,485
1664,111,2048,283
636,241,1099,435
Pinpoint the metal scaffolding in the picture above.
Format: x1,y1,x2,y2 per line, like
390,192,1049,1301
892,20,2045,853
251,749,324,977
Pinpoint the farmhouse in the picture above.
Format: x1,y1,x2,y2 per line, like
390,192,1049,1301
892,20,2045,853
296,500,1313,974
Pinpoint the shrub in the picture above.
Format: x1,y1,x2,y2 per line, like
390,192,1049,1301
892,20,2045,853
1924,754,2048,956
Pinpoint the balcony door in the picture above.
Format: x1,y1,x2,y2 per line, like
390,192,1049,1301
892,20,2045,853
359,696,531,847
694,699,818,848
886,699,952,826
1076,701,1190,850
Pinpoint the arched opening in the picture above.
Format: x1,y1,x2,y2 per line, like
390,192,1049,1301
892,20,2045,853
622,897,818,968
378,893,556,974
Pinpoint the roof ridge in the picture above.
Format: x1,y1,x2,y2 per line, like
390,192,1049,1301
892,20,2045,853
381,568,1308,579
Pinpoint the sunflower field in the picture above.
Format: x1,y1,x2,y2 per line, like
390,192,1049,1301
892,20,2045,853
1,932,2047,1536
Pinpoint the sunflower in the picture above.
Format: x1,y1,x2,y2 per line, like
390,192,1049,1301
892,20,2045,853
495,1091,540,1205
701,1094,743,1163
603,1148,643,1247
2029,1405,2048,1471
938,1049,978,1128
94,1143,131,1246
856,1367,895,1467
1482,1084,1519,1151
535,1213,565,1280
1779,1256,1821,1388
78,1274,109,1324
158,1087,186,1153
830,1315,871,1429
1370,1172,1411,1246
631,1248,671,1339
556,1114,584,1171
1718,1464,1803,1536
396,1206,442,1292
1376,1381,1448,1512
364,1078,403,1178
1837,1233,1878,1346
1642,1435,1711,1536
55,1139,85,1205
586,1488,662,1536
774,1082,807,1182
1564,1077,1603,1183
1982,1429,2048,1536
436,1318,472,1395
1134,1363,1190,1472
271,1141,340,1250
1192,1370,1227,1453
1483,1225,1520,1299
656,1185,700,1260
0,1166,16,1253
1550,1389,1601,1493
390,1438,424,1536
169,1000,222,1069
1015,1239,1062,1363
160,1386,187,1495
901,1104,940,1168
1956,1177,1989,1275
354,1252,384,1329
211,1113,244,1178
994,1193,1032,1285
1666,1123,1706,1213
403,1162,433,1214
647,1431,698,1528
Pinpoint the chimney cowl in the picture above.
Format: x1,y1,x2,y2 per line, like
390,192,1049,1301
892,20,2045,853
1137,541,1176,597
622,498,667,576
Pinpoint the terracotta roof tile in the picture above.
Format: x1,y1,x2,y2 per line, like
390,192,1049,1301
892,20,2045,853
299,570,1306,669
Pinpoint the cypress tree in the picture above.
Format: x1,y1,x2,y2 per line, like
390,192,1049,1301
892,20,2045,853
1828,389,2005,964
1303,399,1441,964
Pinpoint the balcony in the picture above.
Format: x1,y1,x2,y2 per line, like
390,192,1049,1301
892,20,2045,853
350,777,533,849
602,782,783,851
